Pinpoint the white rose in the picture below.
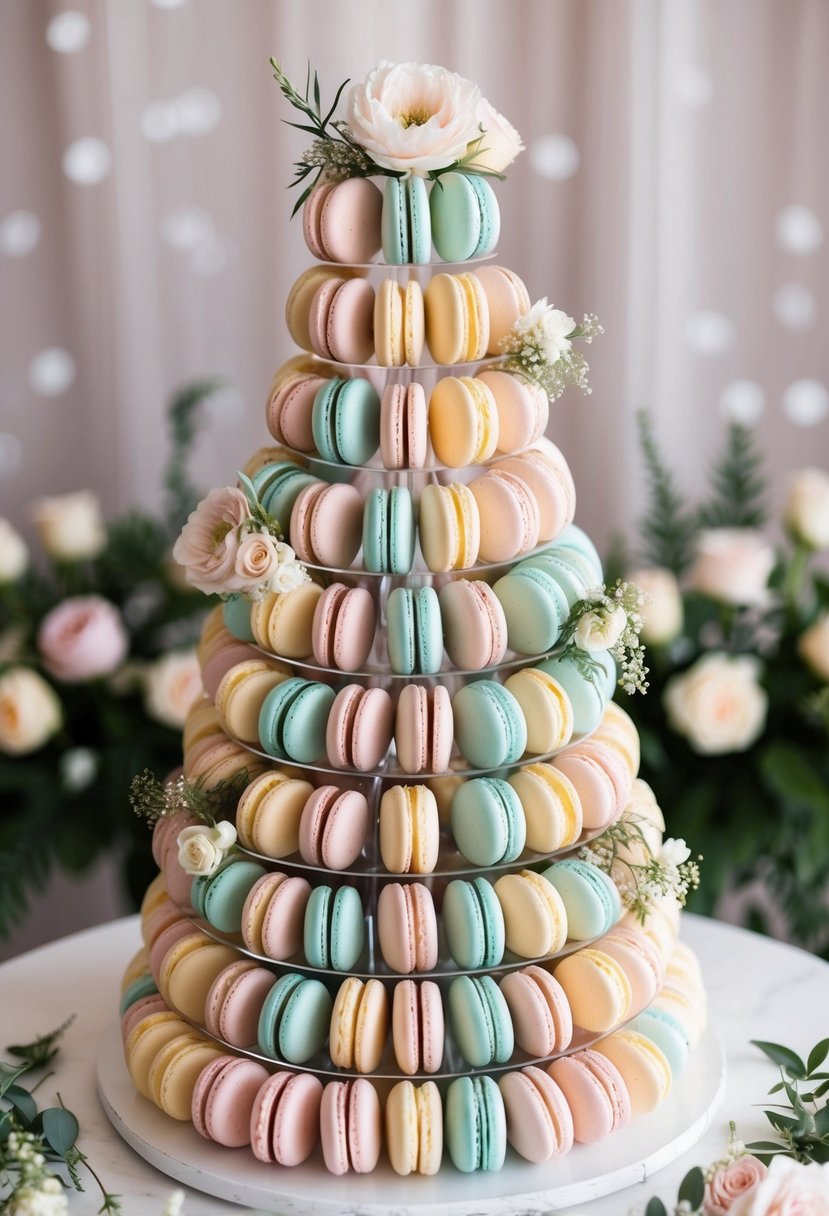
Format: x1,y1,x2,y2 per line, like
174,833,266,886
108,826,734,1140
176,820,237,876
346,61,482,173
629,567,683,645
468,96,524,173
689,528,775,606
0,518,28,582
659,837,691,868
144,650,203,729
0,667,62,755
268,561,307,594
575,604,627,651
799,613,829,682
235,531,280,587
728,1155,829,1215
31,491,106,561
784,467,829,550
665,652,767,755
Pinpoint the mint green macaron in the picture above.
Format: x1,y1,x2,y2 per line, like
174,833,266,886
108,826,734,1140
493,565,570,655
442,876,505,969
536,654,608,736
452,679,527,768
197,857,267,935
386,585,444,674
311,377,380,466
450,777,526,865
446,1075,507,1172
382,176,431,264
541,858,621,940
257,972,332,1064
303,884,365,971
430,172,501,262
258,677,335,763
448,974,515,1067
362,486,415,574
223,594,255,642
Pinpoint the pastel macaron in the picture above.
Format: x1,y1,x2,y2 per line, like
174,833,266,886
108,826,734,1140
374,278,425,367
548,1048,631,1144
326,684,394,772
445,1076,506,1173
424,271,489,365
311,582,376,672
430,172,500,262
380,382,428,469
285,265,355,352
382,175,431,264
472,265,531,354
311,376,380,466
450,777,526,866
250,1071,323,1166
448,974,514,1067
157,935,239,1024
386,586,443,675
377,882,438,974
494,869,568,960
394,684,453,774
477,367,549,455
428,374,499,468
554,948,632,1032
452,679,527,768
470,467,540,563
265,365,330,453
541,858,621,940
308,275,375,364
235,771,314,859
442,876,506,969
493,564,570,656
329,977,389,1073
504,666,574,755
146,1035,226,1121
290,480,364,567
418,481,480,572
303,177,383,264
629,1008,690,1077
203,961,276,1049
539,653,610,737
499,1066,574,1163
553,739,630,831
499,964,573,1058
249,583,324,661
125,1011,194,1098
320,1078,382,1175
241,871,311,960
598,925,665,1011
385,1080,443,1176
298,785,369,870
379,784,440,874
438,578,508,670
257,973,333,1064
501,446,576,543
363,485,416,574
191,857,268,934
595,1030,672,1116
214,659,289,747
507,762,584,853
303,883,365,971
392,979,444,1075
191,1055,270,1148
258,676,335,764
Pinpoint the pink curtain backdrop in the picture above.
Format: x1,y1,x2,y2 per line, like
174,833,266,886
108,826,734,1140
0,0,827,954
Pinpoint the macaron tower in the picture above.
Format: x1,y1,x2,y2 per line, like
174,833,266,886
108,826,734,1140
119,60,705,1184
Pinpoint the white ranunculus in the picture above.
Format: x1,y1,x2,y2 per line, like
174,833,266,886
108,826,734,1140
689,528,775,606
468,96,524,173
0,667,63,755
629,567,683,645
799,613,829,682
784,467,829,550
31,491,106,561
575,604,627,651
664,653,767,755
659,837,691,868
144,650,203,729
346,61,483,173
728,1155,829,1215
0,518,28,582
177,820,237,876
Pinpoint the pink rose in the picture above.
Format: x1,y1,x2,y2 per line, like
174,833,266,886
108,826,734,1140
689,529,775,606
728,1156,829,1215
37,595,129,682
705,1156,768,1215
235,532,280,585
172,486,251,596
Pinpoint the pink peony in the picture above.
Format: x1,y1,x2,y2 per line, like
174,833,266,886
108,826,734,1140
705,1156,768,1215
172,486,251,595
469,96,524,173
728,1156,829,1215
37,596,129,682
689,528,775,607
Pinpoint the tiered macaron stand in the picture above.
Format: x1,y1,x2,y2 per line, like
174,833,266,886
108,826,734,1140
98,242,725,1212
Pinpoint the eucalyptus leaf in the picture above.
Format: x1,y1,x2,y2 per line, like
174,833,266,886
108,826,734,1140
678,1165,705,1207
645,1199,668,1216
808,1039,829,1075
814,1105,829,1135
0,1062,31,1099
6,1083,38,1125
42,1105,80,1154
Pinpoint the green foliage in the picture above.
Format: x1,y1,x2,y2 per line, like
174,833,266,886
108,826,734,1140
697,422,768,529
636,410,696,574
748,1038,829,1164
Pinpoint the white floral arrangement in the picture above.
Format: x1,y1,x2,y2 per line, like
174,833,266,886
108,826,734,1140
562,580,650,695
497,300,604,402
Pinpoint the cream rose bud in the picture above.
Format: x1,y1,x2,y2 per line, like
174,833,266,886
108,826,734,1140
689,528,775,606
704,1154,767,1216
785,466,829,550
0,667,62,755
575,604,627,651
32,491,107,562
799,613,829,682
235,531,280,586
728,1155,829,1216
144,650,203,729
629,567,683,645
665,653,767,755
470,96,524,173
0,518,28,582
176,821,236,876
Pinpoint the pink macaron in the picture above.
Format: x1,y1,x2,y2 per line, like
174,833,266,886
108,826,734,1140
191,1055,270,1148
392,979,445,1075
380,383,428,469
598,925,665,1012
303,178,383,264
469,468,541,563
309,276,375,365
149,919,196,982
476,368,549,455
120,994,171,1043
554,742,630,831
499,964,573,1058
298,785,369,869
438,579,508,671
250,1070,324,1166
241,871,312,960
499,447,576,542
312,583,376,672
326,684,394,772
266,371,330,451
290,481,364,568
548,1048,631,1144
204,961,276,1049
394,684,454,774
500,1066,574,1163
320,1078,382,1175
377,882,438,974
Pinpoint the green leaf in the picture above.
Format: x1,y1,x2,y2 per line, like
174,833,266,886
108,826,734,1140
42,1106,79,1154
678,1165,705,1207
0,1109,13,1142
815,1105,829,1135
759,743,829,818
645,1199,668,1216
747,1140,790,1151
6,1083,38,1125
765,1109,798,1132
808,1039,829,1075
0,1061,31,1098
752,1039,807,1078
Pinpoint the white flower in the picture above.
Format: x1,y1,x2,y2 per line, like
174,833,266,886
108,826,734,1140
799,613,829,682
0,518,28,582
665,652,767,755
162,1189,186,1216
177,820,237,876
689,528,775,607
628,567,683,646
575,604,627,651
5,1182,69,1216
275,541,297,564
60,746,98,792
659,837,691,868
144,650,203,729
31,491,106,561
467,96,524,172
728,1154,829,1215
784,467,829,550
0,667,63,755
514,298,575,363
346,61,483,173
267,561,307,594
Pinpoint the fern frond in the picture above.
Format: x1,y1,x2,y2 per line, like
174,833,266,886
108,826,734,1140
637,410,696,574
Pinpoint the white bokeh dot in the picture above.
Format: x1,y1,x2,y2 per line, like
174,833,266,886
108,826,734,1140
62,137,112,185
46,11,90,53
161,207,215,251
190,235,233,276
28,348,76,396
150,0,189,7
173,88,222,136
0,434,23,477
773,283,816,330
0,211,41,257
674,65,713,107
782,379,829,427
529,135,580,181
141,101,178,143
777,205,823,255
685,310,735,355
720,380,765,425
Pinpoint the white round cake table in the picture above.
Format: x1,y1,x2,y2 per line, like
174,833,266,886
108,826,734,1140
0,914,825,1215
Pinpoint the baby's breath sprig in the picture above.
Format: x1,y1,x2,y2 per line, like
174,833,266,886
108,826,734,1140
581,819,701,924
497,301,604,401
129,769,249,829
559,579,649,695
